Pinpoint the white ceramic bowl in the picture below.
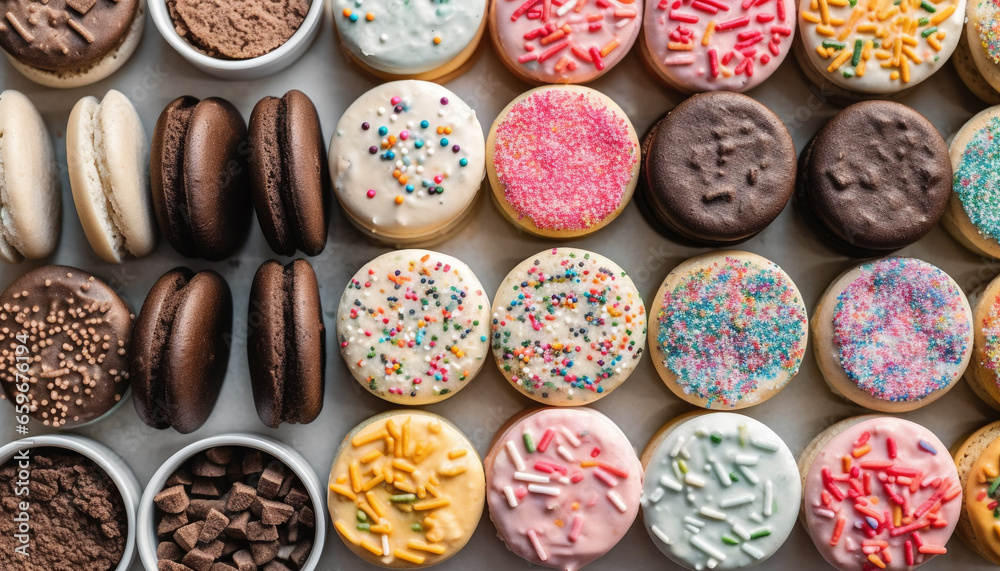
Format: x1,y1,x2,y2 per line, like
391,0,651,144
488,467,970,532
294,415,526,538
0,435,141,571
148,0,324,79
136,433,326,570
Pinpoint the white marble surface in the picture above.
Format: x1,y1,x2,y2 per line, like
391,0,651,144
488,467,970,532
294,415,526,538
0,3,994,570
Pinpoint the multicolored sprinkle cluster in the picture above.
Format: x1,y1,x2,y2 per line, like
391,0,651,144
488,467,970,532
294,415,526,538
492,89,637,231
832,258,970,402
491,249,645,401
654,256,807,408
359,92,470,207
341,0,450,46
803,0,956,82
975,0,1000,63
983,294,1000,379
955,115,1000,244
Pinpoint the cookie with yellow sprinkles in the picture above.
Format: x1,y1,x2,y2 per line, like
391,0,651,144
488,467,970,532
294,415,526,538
795,0,966,98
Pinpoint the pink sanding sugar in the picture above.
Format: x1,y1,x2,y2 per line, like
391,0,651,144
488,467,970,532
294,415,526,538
492,89,638,231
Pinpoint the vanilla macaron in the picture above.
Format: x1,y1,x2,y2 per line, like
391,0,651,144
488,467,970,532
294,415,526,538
0,90,61,263
67,90,157,263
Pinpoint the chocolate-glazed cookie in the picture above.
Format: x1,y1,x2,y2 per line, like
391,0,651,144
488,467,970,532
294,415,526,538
796,101,952,256
0,0,139,71
638,92,797,245
0,265,133,428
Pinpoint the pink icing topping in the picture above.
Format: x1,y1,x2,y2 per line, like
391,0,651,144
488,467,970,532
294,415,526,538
485,408,642,571
492,88,638,231
494,0,643,83
643,0,795,92
803,417,961,570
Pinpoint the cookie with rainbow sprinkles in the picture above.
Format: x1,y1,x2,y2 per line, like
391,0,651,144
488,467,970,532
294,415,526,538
944,106,1000,260
812,257,973,412
490,248,646,405
648,251,808,410
962,273,1000,411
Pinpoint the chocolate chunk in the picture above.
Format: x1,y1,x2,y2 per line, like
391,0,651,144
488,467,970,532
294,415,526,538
256,462,286,499
181,548,216,571
192,456,227,478
166,467,194,488
174,521,205,552
256,499,294,525
227,482,257,512
158,512,190,536
261,561,292,571
232,550,257,571
199,509,230,543
242,451,264,475
285,520,299,544
247,521,279,542
158,541,184,561
203,539,226,559
251,540,279,565
222,540,240,557
283,487,308,508
211,564,238,571
159,561,195,571
226,511,251,540
188,498,227,520
191,478,222,497
205,446,233,465
296,506,314,528
276,474,295,499
155,485,191,514
289,540,311,567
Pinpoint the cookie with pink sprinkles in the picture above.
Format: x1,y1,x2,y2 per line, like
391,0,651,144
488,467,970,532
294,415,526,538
812,257,974,413
487,86,640,238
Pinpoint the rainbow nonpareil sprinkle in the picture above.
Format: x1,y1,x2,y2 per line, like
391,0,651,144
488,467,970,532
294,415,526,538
955,115,1000,243
982,292,1000,380
655,256,807,408
832,258,970,401
975,0,1000,64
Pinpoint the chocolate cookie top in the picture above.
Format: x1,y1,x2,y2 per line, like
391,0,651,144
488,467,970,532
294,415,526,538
802,101,951,252
642,92,796,243
0,0,138,71
0,265,133,428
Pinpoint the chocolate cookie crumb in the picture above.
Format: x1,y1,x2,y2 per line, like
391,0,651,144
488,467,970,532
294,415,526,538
166,0,309,59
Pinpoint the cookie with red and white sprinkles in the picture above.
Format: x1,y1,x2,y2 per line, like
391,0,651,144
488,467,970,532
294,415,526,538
641,0,795,92
490,0,643,84
491,248,646,405
487,86,640,238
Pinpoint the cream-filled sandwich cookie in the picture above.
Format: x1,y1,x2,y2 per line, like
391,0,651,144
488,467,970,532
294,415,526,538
337,249,492,405
952,420,1000,565
796,0,965,97
333,0,487,81
487,86,640,238
490,0,642,84
640,412,800,570
800,416,962,570
491,248,646,405
330,81,486,247
649,252,808,410
328,410,485,567
812,257,973,412
944,106,1000,259
641,0,795,92
485,407,642,571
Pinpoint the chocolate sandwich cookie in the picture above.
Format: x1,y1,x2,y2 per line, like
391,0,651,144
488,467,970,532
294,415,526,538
249,90,329,257
638,92,796,245
151,96,251,261
131,268,232,434
0,266,133,428
248,259,325,428
796,101,952,256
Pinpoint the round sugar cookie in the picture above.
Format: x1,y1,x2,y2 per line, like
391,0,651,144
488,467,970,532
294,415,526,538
490,248,646,405
799,416,961,571
485,407,642,571
959,0,1000,103
337,249,492,405
943,105,1000,259
330,81,486,247
648,251,808,409
641,0,795,92
332,0,487,80
812,257,973,412
640,411,801,570
953,420,1000,565
487,86,640,238
964,273,1000,410
490,0,642,84
328,410,485,568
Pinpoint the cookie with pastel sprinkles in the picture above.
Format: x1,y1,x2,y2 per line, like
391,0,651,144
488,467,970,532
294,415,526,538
799,416,962,571
943,106,1000,259
329,81,486,247
648,251,808,410
337,249,492,405
333,0,487,81
954,0,1000,104
487,86,640,238
490,0,643,84
963,273,1000,411
812,257,973,412
795,0,965,100
491,248,646,406
640,411,801,570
